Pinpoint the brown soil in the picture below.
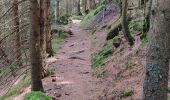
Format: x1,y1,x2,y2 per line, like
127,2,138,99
43,22,103,100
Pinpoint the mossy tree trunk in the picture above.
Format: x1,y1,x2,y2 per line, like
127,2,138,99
141,0,152,39
30,0,44,91
143,0,170,99
121,0,134,46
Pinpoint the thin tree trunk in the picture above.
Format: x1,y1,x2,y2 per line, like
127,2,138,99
121,0,134,46
45,0,52,56
56,0,60,18
12,0,22,66
83,0,87,12
143,0,170,99
77,0,82,15
30,0,43,91
141,0,152,39
40,0,47,78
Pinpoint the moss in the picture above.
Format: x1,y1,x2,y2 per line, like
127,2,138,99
80,5,105,28
91,29,96,35
24,91,52,100
92,42,113,69
106,19,122,40
120,90,134,98
96,70,107,78
52,30,70,55
0,74,31,100
71,15,83,20
47,68,55,76
112,36,120,42
56,16,69,25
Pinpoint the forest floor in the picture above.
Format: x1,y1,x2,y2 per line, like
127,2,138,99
42,21,103,100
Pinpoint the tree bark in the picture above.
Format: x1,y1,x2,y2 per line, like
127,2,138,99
143,0,170,99
45,0,52,56
121,0,134,46
12,0,22,66
56,0,60,18
40,0,47,78
30,0,43,91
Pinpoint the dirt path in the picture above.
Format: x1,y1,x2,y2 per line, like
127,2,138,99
43,22,100,100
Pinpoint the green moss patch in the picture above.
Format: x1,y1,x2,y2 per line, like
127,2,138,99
24,91,52,100
80,5,105,28
120,90,134,98
92,42,113,69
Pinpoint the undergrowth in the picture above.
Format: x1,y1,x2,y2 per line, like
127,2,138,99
0,74,31,100
52,29,70,55
24,91,52,100
80,5,105,28
120,90,134,98
92,42,113,69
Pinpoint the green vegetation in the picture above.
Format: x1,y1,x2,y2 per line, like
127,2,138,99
120,90,134,98
71,15,83,20
56,16,69,25
92,42,113,69
24,91,52,100
52,29,70,55
106,19,122,40
112,36,120,43
96,70,107,78
129,20,143,34
47,68,55,76
0,75,31,100
80,5,105,27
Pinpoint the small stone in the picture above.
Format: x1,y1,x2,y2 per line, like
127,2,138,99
55,92,62,97
65,92,71,95
52,78,56,82
80,71,90,74
69,44,74,47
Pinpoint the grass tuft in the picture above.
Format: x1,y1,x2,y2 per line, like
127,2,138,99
80,5,105,28
120,90,134,98
24,91,52,100
92,42,113,69
0,75,31,100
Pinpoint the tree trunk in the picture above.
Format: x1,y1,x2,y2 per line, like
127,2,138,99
12,0,22,66
40,0,47,78
143,0,170,99
30,0,43,91
45,0,52,56
141,0,152,39
56,0,60,18
77,0,82,15
83,0,87,13
121,0,134,46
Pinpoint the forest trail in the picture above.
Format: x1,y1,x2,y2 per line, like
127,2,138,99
43,21,100,100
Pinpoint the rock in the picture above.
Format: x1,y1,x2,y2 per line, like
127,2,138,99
52,78,56,82
52,96,58,100
112,36,121,48
46,88,52,91
68,56,85,60
69,44,74,47
65,92,71,95
72,50,85,54
54,85,62,89
54,92,62,98
80,71,90,74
